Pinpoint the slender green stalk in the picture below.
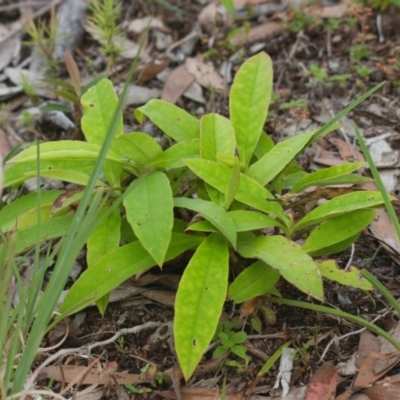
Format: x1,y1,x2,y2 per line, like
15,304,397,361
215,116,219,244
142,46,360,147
311,82,385,142
361,269,400,317
266,296,400,353
11,21,150,396
354,124,400,239
257,340,292,376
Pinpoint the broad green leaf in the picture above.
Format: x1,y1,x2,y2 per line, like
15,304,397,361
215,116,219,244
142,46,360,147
237,235,323,300
206,184,224,206
200,113,235,160
216,154,246,171
248,125,341,186
0,190,62,232
247,131,315,185
87,207,121,266
54,90,79,104
306,233,359,257
186,220,218,233
229,260,281,303
147,139,200,169
124,172,174,266
87,207,121,314
135,99,200,142
81,78,123,145
7,141,123,187
0,215,74,257
318,260,373,291
174,233,229,381
230,210,283,231
113,132,163,166
3,159,97,188
230,52,272,166
59,234,203,318
174,197,236,247
281,171,308,190
167,168,197,197
22,169,105,187
184,158,289,224
289,173,370,191
223,156,241,210
292,162,366,192
120,217,137,243
9,141,122,164
254,132,275,160
294,191,385,231
188,210,282,233
303,209,375,256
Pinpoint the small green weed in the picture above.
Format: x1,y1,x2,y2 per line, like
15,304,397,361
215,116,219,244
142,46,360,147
350,44,371,61
213,320,249,367
2,50,397,385
87,0,124,69
23,6,59,73
355,65,373,79
284,10,319,33
307,64,351,88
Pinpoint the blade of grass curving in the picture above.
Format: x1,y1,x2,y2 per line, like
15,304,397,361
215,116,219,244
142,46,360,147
24,141,43,330
361,269,400,317
354,124,400,239
257,340,292,376
266,296,400,352
311,82,385,142
12,21,151,395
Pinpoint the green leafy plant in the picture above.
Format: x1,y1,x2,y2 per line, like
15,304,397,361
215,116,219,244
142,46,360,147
23,6,59,73
350,44,371,61
124,364,164,394
355,65,373,79
212,320,250,370
285,10,319,33
307,64,351,88
87,0,124,69
2,52,392,382
0,28,149,399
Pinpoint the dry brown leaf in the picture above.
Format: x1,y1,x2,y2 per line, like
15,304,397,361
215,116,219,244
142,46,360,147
369,209,400,264
305,363,337,400
356,331,381,369
361,373,400,400
313,4,350,18
156,387,245,400
138,59,169,85
353,352,397,389
229,22,282,47
141,289,175,307
312,144,345,166
39,365,143,386
348,394,371,400
198,1,218,30
328,138,365,163
185,56,224,91
161,64,195,104
240,297,261,319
